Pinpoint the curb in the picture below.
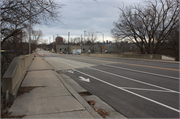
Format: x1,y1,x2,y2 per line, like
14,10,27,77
54,71,103,119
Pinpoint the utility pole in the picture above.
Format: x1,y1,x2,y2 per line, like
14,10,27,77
92,34,94,53
81,34,82,52
49,36,51,50
29,1,31,54
81,34,82,44
68,32,70,53
84,31,86,53
53,35,54,51
40,36,42,50
56,34,59,53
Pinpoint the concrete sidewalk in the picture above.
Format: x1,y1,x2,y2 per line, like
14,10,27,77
9,56,102,118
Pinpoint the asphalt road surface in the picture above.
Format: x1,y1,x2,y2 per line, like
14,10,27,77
38,50,179,118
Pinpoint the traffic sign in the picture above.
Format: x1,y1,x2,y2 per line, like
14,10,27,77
102,46,105,49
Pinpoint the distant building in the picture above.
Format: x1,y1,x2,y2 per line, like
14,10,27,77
56,43,115,54
56,36,63,45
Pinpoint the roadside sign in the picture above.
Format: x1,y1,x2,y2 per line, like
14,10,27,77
0,50,5,52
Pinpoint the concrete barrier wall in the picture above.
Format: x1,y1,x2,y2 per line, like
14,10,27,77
120,54,162,59
162,55,175,61
81,53,174,61
2,53,35,96
83,54,120,58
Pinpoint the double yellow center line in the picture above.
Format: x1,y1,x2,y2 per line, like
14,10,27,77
118,62,179,71
64,55,180,71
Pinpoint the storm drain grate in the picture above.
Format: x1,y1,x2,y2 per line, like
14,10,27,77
56,70,64,74
78,91,92,96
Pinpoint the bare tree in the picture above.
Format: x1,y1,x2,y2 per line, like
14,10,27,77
85,30,97,53
32,30,42,41
1,0,64,45
157,25,179,60
63,39,67,44
31,30,43,52
111,0,179,54
95,41,102,53
114,40,126,54
86,29,97,43
74,37,81,45
165,26,179,54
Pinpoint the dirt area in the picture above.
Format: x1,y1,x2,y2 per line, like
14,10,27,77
1,100,26,118
1,109,26,118
86,100,108,118
78,91,108,118
17,86,46,96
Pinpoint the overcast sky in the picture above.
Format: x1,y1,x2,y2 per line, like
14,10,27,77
34,0,146,44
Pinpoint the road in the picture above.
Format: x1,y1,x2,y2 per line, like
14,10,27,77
38,50,179,118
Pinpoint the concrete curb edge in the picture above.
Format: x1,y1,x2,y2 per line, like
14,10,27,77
54,71,103,119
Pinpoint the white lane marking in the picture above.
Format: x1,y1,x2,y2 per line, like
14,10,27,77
79,76,90,82
63,70,74,74
57,59,179,93
75,69,180,113
104,64,179,80
67,70,74,74
54,59,180,112
47,58,179,92
116,87,179,93
88,67,179,93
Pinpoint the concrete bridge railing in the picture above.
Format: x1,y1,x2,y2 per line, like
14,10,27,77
2,53,35,100
81,53,175,61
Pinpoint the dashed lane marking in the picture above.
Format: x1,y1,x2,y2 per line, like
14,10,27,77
55,59,180,113
75,69,180,113
88,67,179,93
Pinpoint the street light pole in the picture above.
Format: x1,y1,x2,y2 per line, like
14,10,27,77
84,31,86,53
52,35,55,52
81,34,82,52
49,36,51,50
